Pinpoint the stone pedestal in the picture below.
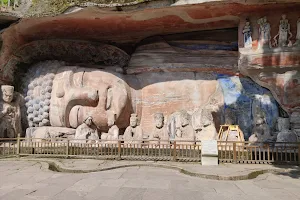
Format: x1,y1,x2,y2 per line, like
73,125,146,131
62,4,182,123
201,140,218,166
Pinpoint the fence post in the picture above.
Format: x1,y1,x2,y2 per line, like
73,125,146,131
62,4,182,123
233,142,237,163
173,141,177,161
118,141,121,160
66,139,69,158
16,133,20,156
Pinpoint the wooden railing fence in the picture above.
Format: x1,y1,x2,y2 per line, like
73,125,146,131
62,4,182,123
1,136,299,165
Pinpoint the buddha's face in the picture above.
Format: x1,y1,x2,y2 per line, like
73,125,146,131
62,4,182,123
50,67,130,130
1,85,14,103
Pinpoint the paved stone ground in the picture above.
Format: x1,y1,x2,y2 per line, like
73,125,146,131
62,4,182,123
0,161,300,200
14,158,300,178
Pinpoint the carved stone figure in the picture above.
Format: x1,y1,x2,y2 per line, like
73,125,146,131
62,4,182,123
224,108,237,125
258,16,272,49
124,114,144,145
294,18,300,46
242,20,252,48
193,108,217,142
248,108,271,143
0,85,22,138
101,112,119,143
174,111,195,144
74,116,99,143
26,127,76,142
290,112,300,140
276,117,298,144
149,113,169,146
22,62,131,131
273,15,292,47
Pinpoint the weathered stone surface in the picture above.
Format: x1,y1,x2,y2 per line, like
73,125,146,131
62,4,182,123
193,108,217,141
275,117,298,143
124,114,144,145
218,76,278,139
74,116,99,143
149,113,169,145
26,127,76,142
2,3,300,84
238,10,300,114
249,104,272,143
2,1,300,142
167,110,195,144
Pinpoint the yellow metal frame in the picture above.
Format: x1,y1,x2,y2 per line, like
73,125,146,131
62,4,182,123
217,125,245,142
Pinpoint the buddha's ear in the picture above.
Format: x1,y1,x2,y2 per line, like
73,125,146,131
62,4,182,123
106,87,113,110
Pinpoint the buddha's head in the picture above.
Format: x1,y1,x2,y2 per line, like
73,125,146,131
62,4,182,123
23,61,131,130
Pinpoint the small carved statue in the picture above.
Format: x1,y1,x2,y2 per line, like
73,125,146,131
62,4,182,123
124,114,143,145
273,15,292,47
74,116,99,143
193,108,217,142
0,85,22,138
149,113,169,146
248,109,271,143
101,112,119,143
257,16,272,49
175,111,195,144
242,20,252,48
276,117,298,144
294,18,300,46
290,112,300,140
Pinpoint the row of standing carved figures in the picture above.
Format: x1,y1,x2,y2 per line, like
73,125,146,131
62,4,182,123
243,15,300,49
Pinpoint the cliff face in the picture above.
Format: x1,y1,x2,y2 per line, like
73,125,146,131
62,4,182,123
0,0,299,141
1,0,300,19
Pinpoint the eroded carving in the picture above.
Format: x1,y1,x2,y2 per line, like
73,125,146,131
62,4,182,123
273,15,293,47
294,18,300,46
74,116,99,143
248,107,272,143
193,108,217,142
124,114,144,145
290,112,300,140
242,20,252,48
276,117,298,144
257,16,272,49
149,113,169,145
26,127,76,142
101,112,119,143
0,85,22,138
168,111,195,144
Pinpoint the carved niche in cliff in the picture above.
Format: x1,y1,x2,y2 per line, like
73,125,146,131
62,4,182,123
2,40,130,83
239,12,300,114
